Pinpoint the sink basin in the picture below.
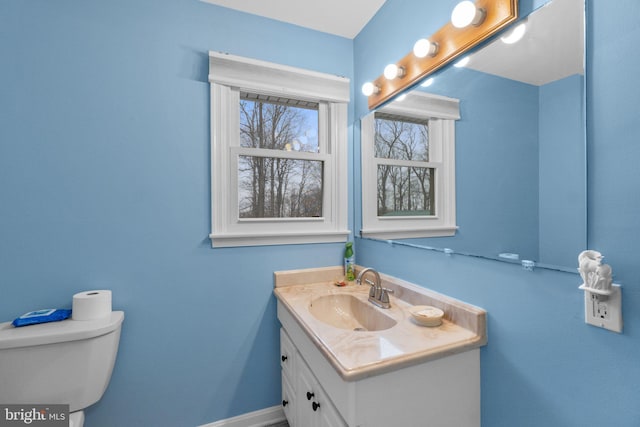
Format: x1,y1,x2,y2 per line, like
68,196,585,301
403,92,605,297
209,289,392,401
309,294,397,331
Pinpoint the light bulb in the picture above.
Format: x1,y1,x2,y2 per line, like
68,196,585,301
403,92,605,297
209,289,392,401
384,64,398,80
451,1,485,28
383,64,405,80
501,23,526,44
413,39,439,58
362,82,379,96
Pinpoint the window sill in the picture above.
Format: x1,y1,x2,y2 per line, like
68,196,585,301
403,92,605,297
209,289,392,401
209,230,351,248
360,226,458,240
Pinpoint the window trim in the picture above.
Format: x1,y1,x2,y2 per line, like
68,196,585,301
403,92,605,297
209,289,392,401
360,91,460,240
208,51,350,247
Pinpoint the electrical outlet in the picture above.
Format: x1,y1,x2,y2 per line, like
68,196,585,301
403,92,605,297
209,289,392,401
584,284,623,333
596,300,608,319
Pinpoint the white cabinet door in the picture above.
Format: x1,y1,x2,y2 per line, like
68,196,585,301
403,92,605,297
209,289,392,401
280,328,297,382
296,358,318,426
314,387,347,427
296,356,346,427
281,372,296,426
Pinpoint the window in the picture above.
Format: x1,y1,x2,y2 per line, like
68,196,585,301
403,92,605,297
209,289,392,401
361,91,460,239
208,52,350,247
238,94,322,219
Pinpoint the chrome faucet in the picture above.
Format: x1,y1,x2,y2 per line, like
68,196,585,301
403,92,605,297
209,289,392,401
356,267,392,309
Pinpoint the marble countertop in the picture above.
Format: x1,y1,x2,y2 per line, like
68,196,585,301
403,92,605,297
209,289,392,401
274,266,487,381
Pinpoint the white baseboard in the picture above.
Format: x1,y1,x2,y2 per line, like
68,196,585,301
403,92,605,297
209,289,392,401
198,405,286,427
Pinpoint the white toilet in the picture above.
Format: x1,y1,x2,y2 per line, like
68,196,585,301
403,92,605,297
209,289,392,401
0,311,124,427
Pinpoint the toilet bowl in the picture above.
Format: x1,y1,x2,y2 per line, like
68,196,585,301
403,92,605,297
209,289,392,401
0,311,124,427
69,411,85,427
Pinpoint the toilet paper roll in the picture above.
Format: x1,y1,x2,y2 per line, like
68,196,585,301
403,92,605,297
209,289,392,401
72,290,112,321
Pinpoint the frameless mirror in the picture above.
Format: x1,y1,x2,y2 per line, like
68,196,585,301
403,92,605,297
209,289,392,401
360,0,585,271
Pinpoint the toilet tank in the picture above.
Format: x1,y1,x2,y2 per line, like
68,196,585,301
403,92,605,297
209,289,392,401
0,311,124,412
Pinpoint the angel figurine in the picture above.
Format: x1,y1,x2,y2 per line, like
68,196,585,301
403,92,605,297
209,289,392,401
578,250,612,291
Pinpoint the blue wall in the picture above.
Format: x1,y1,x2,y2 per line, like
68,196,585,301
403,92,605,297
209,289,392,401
409,71,585,265
405,69,540,260
2,0,640,426
355,0,640,426
0,1,352,426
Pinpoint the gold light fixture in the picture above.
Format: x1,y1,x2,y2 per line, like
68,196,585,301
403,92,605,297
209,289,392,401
365,0,518,110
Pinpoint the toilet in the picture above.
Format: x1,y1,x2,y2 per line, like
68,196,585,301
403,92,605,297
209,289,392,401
0,311,124,427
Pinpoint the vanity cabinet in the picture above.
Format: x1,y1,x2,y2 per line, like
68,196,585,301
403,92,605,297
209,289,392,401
278,300,481,427
280,328,347,427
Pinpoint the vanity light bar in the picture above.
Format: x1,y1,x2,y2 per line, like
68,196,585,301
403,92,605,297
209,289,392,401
365,0,518,110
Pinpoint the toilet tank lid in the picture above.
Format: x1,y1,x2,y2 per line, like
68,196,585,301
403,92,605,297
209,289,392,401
0,311,124,350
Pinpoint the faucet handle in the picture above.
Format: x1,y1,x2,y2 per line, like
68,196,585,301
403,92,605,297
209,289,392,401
379,288,394,304
363,278,376,287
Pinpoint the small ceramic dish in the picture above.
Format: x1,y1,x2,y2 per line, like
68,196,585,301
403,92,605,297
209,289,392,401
409,305,444,327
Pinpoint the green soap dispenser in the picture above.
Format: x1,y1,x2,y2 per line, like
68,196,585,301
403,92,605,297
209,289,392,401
344,242,355,281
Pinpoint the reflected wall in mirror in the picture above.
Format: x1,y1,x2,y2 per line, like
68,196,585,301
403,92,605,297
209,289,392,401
361,0,585,270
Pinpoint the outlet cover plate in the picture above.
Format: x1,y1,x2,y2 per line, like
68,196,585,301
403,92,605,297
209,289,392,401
583,284,623,333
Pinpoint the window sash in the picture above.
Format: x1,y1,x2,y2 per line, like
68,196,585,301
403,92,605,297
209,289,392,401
233,147,329,162
374,157,441,168
235,153,326,220
376,164,437,218
230,99,330,222
374,117,430,161
224,95,337,232
238,97,326,155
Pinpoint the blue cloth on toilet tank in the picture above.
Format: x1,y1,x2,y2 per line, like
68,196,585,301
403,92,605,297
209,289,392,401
12,309,72,327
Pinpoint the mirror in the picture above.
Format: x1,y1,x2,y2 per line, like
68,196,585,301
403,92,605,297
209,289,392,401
360,0,585,271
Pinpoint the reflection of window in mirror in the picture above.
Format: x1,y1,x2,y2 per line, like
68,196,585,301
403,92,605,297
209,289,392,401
361,92,460,239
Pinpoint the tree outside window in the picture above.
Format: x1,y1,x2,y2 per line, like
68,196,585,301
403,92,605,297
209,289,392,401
238,97,322,218
374,117,434,217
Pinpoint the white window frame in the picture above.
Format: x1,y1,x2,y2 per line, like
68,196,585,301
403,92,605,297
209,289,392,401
208,51,350,248
361,91,460,240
